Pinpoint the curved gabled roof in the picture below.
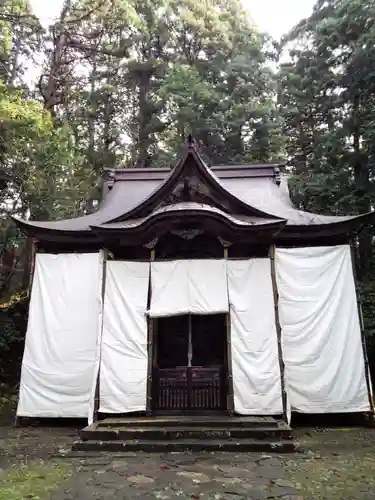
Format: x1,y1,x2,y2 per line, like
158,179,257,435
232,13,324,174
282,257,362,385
222,175,366,226
90,202,286,231
12,140,375,240
88,202,287,246
13,178,160,233
105,143,282,224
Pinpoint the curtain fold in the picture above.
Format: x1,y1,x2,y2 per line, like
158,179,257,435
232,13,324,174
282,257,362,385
227,259,283,415
99,261,150,413
276,245,370,413
149,259,229,317
17,253,103,418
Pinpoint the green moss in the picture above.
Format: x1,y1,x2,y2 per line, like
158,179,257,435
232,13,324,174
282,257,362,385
286,453,375,499
284,429,375,499
0,461,72,500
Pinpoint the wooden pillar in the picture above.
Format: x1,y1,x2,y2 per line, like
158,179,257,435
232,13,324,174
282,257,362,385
26,238,38,298
223,244,235,415
225,313,235,415
146,247,155,416
269,244,288,423
93,248,108,423
350,239,374,414
15,239,38,427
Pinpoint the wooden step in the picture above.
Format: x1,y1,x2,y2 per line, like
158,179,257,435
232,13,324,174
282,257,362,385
73,416,298,454
97,415,283,429
72,438,300,453
81,424,293,442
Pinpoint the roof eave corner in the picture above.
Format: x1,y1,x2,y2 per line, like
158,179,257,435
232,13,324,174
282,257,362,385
10,216,32,236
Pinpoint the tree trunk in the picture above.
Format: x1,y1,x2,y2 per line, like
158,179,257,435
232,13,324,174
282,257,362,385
135,69,152,168
102,74,115,170
9,27,22,86
38,0,72,119
85,59,97,214
352,93,371,279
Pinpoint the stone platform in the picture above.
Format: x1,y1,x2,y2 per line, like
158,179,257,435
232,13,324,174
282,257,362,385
72,415,299,453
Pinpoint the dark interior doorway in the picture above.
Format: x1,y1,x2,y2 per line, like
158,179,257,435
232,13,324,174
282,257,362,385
152,314,227,412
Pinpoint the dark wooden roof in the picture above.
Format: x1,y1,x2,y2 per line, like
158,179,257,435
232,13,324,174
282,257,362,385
13,141,375,244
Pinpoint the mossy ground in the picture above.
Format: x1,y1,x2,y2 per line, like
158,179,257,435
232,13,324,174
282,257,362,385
0,399,78,500
0,461,72,500
284,427,375,499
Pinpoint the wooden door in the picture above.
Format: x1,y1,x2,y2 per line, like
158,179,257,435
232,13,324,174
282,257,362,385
152,314,227,412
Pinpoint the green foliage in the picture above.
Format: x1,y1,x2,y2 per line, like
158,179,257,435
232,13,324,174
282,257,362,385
279,0,375,340
0,290,27,342
0,83,96,220
0,292,28,386
280,0,375,216
0,0,42,84
47,0,284,167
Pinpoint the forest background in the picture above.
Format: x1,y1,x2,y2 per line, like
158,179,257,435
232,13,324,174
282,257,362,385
1,0,375,387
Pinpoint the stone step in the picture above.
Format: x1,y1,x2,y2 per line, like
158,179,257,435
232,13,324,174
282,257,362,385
72,438,300,453
81,424,293,442
97,416,283,429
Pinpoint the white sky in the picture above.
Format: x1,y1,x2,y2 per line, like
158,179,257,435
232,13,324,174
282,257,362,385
245,0,315,38
30,0,316,39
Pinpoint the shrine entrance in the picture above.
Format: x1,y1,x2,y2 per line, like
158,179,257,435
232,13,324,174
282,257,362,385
152,314,228,413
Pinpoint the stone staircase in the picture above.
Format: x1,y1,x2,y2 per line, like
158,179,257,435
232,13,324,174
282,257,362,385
72,415,299,453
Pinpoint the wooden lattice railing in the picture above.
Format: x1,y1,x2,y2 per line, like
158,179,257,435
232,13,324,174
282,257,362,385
154,366,223,410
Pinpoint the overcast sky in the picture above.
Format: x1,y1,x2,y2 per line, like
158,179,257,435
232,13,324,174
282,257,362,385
30,0,316,39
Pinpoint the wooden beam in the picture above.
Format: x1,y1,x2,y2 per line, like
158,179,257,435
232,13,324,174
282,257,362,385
27,238,38,298
222,243,234,415
93,248,108,423
146,247,155,416
225,312,235,415
350,240,374,414
269,244,288,423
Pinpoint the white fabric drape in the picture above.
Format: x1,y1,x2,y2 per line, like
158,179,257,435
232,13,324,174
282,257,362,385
149,259,229,317
227,259,283,415
17,253,103,418
99,261,150,413
275,245,370,413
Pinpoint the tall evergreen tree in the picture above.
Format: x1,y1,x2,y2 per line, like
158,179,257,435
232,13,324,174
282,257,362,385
279,0,375,276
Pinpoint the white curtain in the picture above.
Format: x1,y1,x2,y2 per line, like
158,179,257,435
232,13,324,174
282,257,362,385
275,245,370,413
99,261,150,413
149,259,229,317
17,253,103,418
227,259,283,415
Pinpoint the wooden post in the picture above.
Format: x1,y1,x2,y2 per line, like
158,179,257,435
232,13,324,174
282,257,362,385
269,244,288,423
225,312,235,415
187,314,193,409
223,244,235,415
27,238,38,298
146,248,156,416
93,248,108,423
15,239,38,428
350,239,374,414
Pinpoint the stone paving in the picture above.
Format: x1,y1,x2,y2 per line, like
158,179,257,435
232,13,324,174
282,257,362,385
51,452,303,500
